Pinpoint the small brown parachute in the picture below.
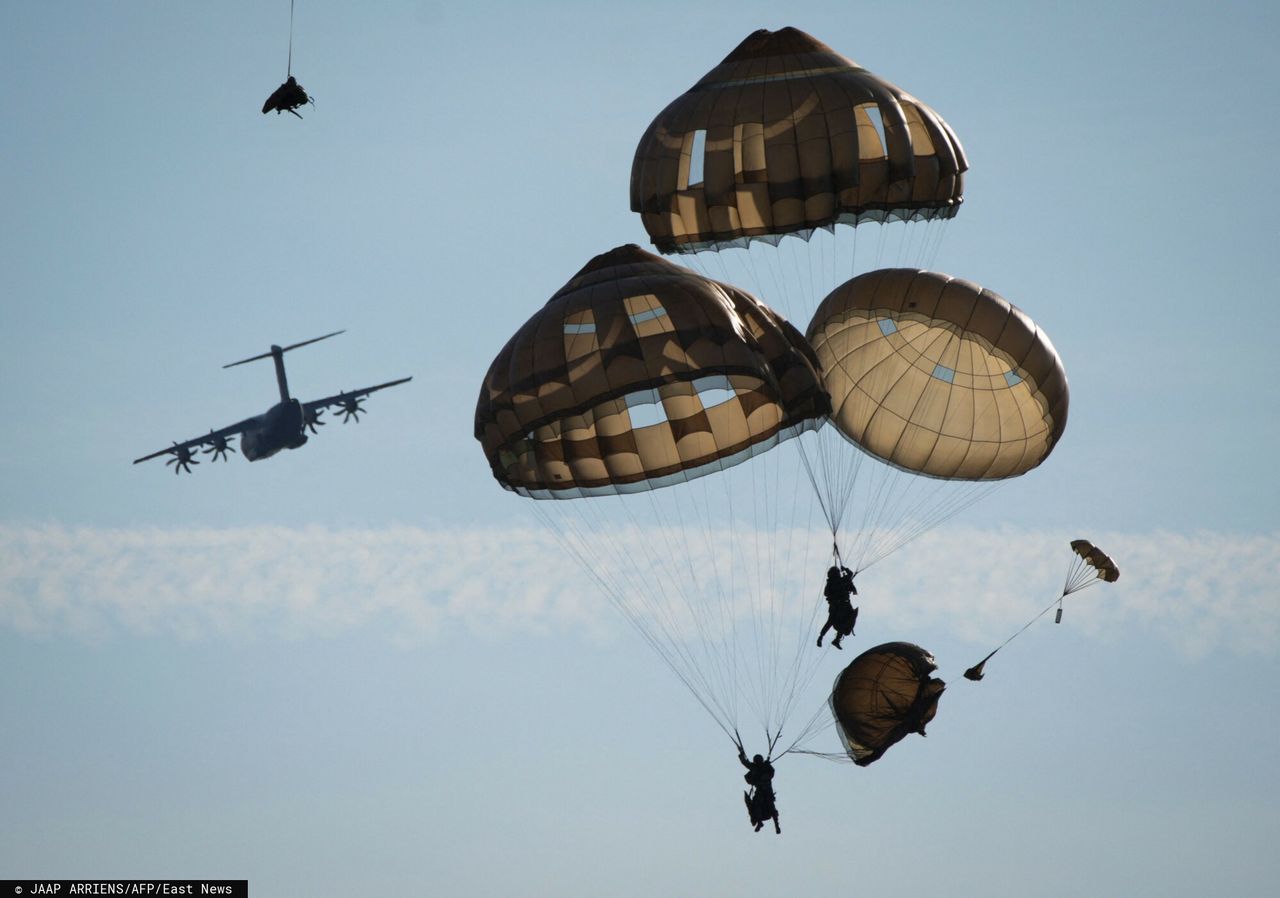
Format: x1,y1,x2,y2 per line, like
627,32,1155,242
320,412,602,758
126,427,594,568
1070,539,1120,585
831,641,945,766
474,244,830,498
631,27,967,254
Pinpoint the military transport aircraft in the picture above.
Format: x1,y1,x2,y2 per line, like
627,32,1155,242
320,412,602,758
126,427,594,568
133,331,411,474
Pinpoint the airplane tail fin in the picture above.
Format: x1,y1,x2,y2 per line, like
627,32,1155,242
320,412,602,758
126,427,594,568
223,330,345,369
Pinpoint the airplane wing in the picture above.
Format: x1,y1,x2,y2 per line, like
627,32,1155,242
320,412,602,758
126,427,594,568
303,377,412,422
132,417,257,466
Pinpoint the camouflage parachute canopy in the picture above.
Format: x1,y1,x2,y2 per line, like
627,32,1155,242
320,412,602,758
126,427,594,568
631,26,967,254
475,244,830,498
831,641,945,767
807,269,1069,480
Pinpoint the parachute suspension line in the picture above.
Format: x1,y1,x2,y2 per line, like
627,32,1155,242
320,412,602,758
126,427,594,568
823,428,863,537
811,427,853,536
920,217,949,271
663,453,764,735
874,218,891,270
798,231,818,322
674,440,739,722
580,495,732,728
820,443,847,543
595,428,828,743
692,479,742,722
897,214,949,270
774,240,804,320
766,727,783,761
849,223,860,283
632,485,719,701
857,478,999,573
775,694,839,761
819,226,832,315
970,590,1067,671
898,217,920,269
668,464,742,727
744,456,782,732
806,439,999,576
724,450,765,728
793,437,837,538
742,444,820,740
634,480,740,730
1064,552,1107,596
753,429,781,731
1060,549,1078,612
286,0,296,77
1056,549,1080,621
716,447,788,737
768,451,830,738
794,429,861,591
529,500,736,743
913,218,928,266
565,461,746,734
803,430,853,548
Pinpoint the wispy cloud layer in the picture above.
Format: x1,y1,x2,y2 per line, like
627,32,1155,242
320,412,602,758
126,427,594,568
0,524,603,644
1,523,1276,657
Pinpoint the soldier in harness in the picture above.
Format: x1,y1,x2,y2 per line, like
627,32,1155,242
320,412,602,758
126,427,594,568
738,746,781,834
817,565,859,649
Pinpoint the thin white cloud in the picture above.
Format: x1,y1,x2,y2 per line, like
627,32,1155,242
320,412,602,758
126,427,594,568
0,523,1276,657
0,524,607,644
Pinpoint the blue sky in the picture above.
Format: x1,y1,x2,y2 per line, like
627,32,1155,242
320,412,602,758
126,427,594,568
2,2,1278,895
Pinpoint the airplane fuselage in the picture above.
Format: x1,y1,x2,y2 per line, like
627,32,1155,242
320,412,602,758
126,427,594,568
240,399,308,461
133,331,412,473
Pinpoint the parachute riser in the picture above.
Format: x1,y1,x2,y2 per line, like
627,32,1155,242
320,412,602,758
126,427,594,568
733,726,783,764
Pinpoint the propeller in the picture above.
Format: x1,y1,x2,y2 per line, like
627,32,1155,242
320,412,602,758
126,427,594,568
165,444,199,475
338,395,366,423
203,432,236,462
304,407,326,434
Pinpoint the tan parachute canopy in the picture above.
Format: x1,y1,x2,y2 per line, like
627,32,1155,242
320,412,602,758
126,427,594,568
830,642,945,766
1070,539,1120,584
475,244,830,498
807,269,1068,480
631,26,967,254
